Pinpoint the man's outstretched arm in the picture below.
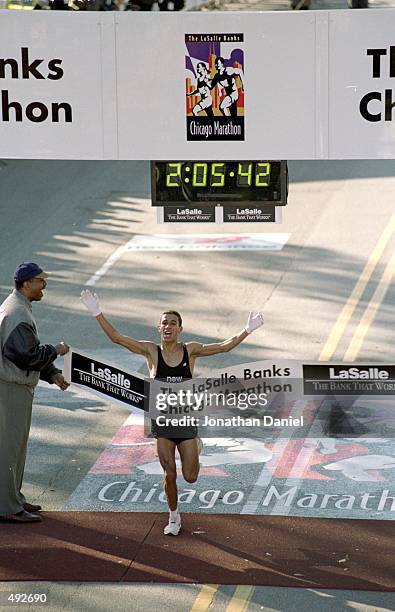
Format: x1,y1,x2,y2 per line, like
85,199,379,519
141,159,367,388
188,312,263,357
80,290,154,357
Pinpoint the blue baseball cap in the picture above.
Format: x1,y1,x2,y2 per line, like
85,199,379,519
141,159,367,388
14,262,49,282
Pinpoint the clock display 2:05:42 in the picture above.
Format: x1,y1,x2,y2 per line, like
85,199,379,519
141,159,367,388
166,162,272,188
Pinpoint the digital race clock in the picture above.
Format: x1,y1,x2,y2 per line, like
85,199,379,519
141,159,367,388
151,161,288,206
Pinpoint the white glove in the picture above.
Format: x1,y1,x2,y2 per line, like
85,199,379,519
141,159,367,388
245,311,264,334
80,289,102,317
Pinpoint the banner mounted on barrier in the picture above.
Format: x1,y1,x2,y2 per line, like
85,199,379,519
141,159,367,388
64,349,395,439
64,348,149,412
1,10,395,159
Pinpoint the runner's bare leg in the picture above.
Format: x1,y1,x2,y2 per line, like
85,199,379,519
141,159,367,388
177,438,200,483
157,438,178,510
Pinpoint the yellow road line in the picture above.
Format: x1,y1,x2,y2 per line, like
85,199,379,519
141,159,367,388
344,249,395,362
225,585,255,612
190,584,218,612
319,212,395,361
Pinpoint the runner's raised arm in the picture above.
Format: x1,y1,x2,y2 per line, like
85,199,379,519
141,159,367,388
80,289,155,357
188,312,263,357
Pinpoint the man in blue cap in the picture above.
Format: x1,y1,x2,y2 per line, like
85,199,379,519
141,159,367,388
0,262,70,523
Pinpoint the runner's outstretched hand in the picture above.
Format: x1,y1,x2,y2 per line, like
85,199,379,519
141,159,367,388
80,289,102,317
245,311,264,334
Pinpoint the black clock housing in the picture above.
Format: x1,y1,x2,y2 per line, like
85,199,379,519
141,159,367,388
151,161,288,206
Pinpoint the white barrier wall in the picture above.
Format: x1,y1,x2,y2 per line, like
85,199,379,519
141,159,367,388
0,10,394,159
329,11,395,158
0,12,106,158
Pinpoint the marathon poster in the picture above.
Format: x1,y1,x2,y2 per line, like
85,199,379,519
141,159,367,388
185,33,245,141
303,364,395,396
64,349,149,412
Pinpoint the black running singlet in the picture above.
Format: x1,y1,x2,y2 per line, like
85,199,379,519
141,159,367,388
211,71,237,96
151,344,197,442
155,344,192,383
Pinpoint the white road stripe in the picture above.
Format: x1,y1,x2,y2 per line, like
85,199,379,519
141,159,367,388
86,241,134,287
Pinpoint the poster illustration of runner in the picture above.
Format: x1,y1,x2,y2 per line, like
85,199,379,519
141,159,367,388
185,33,245,141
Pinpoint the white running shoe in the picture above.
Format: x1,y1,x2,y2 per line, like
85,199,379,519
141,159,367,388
164,512,181,536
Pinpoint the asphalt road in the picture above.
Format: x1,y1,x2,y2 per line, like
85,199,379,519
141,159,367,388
0,159,395,610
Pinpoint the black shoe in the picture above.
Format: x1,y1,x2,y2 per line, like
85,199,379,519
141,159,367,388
0,510,42,523
23,502,42,512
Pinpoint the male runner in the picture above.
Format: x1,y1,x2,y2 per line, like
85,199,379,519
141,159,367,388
187,62,213,118
80,289,263,535
211,56,244,117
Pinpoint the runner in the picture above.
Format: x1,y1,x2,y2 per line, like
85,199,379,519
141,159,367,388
211,56,244,117
187,62,214,118
80,289,263,535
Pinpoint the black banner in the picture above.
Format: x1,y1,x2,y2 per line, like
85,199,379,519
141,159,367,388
222,205,275,222
186,117,244,142
163,205,216,223
70,352,149,411
303,364,395,395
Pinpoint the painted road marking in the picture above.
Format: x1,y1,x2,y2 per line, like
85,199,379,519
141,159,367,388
319,212,395,361
266,398,333,517
86,232,289,286
344,249,395,362
190,584,218,612
240,401,308,515
86,241,136,287
124,233,290,252
63,400,395,516
225,585,255,612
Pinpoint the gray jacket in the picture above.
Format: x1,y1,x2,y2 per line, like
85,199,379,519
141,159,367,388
0,289,60,387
